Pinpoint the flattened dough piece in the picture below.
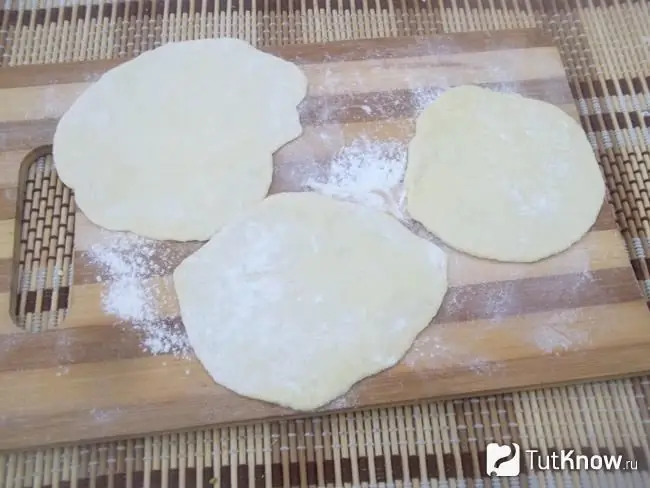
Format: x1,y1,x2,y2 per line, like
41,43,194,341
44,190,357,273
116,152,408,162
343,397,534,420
173,192,448,410
405,85,605,262
53,39,307,241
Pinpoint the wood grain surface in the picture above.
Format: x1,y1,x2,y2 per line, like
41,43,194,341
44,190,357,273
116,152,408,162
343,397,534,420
1,29,650,451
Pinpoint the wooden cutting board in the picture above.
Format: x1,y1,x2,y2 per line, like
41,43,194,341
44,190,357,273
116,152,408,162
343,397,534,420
2,29,650,451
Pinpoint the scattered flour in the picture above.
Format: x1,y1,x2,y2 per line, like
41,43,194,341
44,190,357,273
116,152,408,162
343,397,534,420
86,230,190,357
304,136,408,220
327,389,360,410
405,252,595,372
55,366,70,377
410,85,447,114
404,329,502,376
532,314,590,355
530,272,594,355
90,407,123,424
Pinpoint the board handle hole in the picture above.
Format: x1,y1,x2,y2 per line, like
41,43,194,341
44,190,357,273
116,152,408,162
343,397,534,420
10,145,76,332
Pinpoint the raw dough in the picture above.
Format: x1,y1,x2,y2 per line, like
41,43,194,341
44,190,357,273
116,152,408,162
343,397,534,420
173,192,448,410
405,85,605,262
53,39,307,241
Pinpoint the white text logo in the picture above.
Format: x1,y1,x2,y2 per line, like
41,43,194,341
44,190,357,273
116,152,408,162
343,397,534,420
486,442,521,477
526,449,638,471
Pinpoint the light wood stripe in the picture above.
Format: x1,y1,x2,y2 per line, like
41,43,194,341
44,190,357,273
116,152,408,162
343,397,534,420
1,300,648,451
0,96,579,155
3,294,648,378
0,206,616,314
400,301,650,372
0,76,579,154
0,219,15,260
62,276,179,328
45,225,614,322
0,266,641,369
0,293,15,334
0,83,88,124
0,150,28,188
0,118,56,152
0,187,17,220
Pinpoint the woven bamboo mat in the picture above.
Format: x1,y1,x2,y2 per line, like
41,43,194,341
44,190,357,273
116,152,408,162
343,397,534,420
1,0,650,486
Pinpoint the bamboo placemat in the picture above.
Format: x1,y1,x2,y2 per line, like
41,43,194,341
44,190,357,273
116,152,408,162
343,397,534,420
1,0,650,486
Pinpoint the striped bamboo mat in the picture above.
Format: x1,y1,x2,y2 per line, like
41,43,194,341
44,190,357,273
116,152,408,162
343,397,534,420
1,0,650,487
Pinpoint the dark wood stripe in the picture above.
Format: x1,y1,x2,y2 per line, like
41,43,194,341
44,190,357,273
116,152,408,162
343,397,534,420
15,286,70,316
288,460,300,485
0,29,552,88
0,117,57,151
32,445,648,487
0,316,183,372
301,78,574,126
241,464,253,487
425,451,439,478
593,202,618,231
435,267,641,324
0,78,575,153
581,112,647,132
0,267,640,372
271,461,282,486
254,464,265,488
373,455,388,482
629,258,643,282
407,455,419,478
578,77,650,99
218,465,230,487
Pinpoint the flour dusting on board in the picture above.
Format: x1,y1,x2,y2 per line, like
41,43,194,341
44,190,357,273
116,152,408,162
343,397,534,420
327,390,360,410
86,231,190,357
532,311,590,354
404,327,503,376
529,270,594,355
303,136,408,220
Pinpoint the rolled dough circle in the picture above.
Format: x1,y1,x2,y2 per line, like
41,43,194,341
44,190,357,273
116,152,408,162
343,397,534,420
405,85,605,262
173,192,448,410
53,39,307,241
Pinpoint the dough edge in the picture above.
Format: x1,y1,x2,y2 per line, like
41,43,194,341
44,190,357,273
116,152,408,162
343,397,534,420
173,192,449,410
53,38,308,241
404,85,605,263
